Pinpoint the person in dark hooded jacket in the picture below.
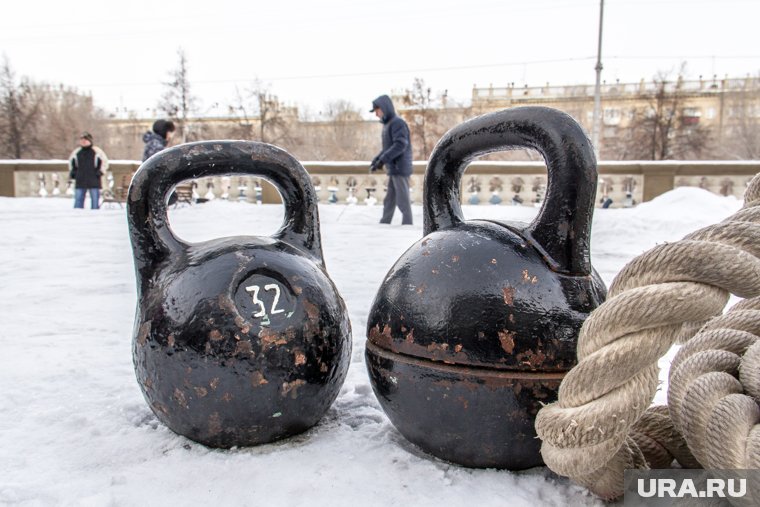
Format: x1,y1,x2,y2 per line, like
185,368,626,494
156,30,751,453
369,95,413,225
142,119,176,162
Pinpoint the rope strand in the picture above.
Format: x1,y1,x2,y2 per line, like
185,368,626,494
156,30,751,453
535,173,760,500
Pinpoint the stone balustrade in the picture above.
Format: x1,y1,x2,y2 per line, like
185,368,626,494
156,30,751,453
1,159,757,208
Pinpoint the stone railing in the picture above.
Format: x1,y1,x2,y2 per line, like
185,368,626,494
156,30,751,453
1,159,758,208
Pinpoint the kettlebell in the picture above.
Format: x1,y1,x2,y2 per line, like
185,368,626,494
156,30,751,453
365,107,607,469
127,141,351,448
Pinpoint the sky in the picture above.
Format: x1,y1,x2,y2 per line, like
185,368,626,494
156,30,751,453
1,0,759,120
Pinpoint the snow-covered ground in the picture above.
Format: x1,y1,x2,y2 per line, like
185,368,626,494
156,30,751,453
0,189,743,506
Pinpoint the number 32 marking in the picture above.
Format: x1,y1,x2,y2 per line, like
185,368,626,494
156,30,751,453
245,284,285,318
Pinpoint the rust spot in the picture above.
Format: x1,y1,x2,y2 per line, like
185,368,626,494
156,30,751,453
137,321,151,346
502,286,515,306
368,324,393,348
431,268,439,275
151,401,169,415
416,283,427,294
513,383,522,395
143,378,153,389
251,371,268,386
422,250,431,256
478,332,485,339
167,334,175,347
209,330,223,342
260,328,288,350
205,342,212,354
234,315,250,334
491,258,497,265
422,239,430,247
427,342,449,353
451,255,460,263
454,344,463,353
217,294,236,314
405,329,415,344
499,331,516,354
320,363,328,373
457,396,469,409
521,269,538,285
293,286,303,295
294,351,306,366
194,386,208,397
517,348,547,369
234,340,253,356
221,392,233,402
509,314,515,323
208,412,222,436
173,388,188,409
304,300,319,321
281,379,306,399
210,378,220,390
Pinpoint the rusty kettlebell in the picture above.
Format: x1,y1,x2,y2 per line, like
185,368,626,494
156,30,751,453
127,141,351,448
365,107,607,469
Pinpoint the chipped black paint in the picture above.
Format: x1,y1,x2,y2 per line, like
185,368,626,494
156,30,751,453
366,107,607,469
128,141,351,448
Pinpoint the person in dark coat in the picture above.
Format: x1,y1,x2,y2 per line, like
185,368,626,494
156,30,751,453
369,95,413,225
142,119,176,162
69,132,106,209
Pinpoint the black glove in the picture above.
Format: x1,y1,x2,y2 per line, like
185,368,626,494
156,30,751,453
369,157,383,173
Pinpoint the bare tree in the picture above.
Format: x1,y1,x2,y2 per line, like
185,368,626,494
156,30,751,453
399,78,450,159
159,48,197,143
36,85,108,158
231,80,293,145
623,68,714,160
0,57,43,158
321,100,368,159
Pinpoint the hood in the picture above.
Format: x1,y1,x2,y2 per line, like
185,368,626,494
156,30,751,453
143,131,161,143
371,95,396,124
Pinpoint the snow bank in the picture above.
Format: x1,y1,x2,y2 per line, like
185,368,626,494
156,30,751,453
0,187,744,506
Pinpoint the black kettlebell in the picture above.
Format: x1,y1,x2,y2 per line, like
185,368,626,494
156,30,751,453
365,107,607,469
127,141,351,448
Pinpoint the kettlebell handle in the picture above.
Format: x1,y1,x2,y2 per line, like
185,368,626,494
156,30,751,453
127,141,323,282
423,107,597,275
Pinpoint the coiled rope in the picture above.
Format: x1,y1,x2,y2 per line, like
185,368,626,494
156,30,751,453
535,173,760,500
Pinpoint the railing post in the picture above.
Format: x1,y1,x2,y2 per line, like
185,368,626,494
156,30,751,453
0,163,16,197
641,163,676,201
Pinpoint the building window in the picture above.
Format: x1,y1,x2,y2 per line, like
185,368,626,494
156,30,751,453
682,107,701,125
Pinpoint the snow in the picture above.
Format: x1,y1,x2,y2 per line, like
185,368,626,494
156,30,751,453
0,188,743,506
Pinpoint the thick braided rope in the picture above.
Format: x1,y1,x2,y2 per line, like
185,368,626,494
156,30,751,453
535,174,760,500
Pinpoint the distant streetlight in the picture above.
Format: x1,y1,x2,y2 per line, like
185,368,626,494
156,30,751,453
591,0,605,160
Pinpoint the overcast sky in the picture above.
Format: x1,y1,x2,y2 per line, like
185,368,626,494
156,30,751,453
2,0,759,119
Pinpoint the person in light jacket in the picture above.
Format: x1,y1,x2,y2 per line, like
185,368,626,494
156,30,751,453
69,132,108,209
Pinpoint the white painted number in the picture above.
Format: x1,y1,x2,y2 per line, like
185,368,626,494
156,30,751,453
245,283,285,318
245,285,266,317
264,284,285,315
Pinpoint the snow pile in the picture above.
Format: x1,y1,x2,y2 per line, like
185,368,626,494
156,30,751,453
0,188,744,506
